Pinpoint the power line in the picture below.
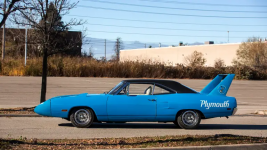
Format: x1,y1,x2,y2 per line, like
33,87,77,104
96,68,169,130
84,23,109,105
77,6,267,19
86,30,247,38
85,23,267,33
81,0,267,14
137,0,267,8
69,15,267,26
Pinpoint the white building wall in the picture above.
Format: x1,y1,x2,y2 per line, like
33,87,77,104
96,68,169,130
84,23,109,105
120,43,240,66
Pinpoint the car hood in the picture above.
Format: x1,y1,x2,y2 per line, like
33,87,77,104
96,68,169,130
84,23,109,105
50,93,106,99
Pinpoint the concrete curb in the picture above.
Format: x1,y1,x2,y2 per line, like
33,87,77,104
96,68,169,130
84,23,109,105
0,114,266,117
125,143,267,150
233,114,267,117
254,110,267,115
0,114,41,117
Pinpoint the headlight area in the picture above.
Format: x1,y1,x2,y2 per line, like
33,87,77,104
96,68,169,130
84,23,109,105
34,100,51,116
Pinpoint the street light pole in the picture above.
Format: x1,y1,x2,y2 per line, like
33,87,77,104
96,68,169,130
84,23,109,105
25,8,32,66
25,27,27,66
227,31,229,43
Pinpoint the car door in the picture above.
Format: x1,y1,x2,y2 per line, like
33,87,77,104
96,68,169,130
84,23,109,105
153,84,178,121
107,83,157,121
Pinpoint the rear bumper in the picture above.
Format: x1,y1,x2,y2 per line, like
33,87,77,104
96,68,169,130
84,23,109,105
232,108,238,115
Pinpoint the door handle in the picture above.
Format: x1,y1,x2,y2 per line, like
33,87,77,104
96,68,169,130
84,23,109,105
148,99,156,101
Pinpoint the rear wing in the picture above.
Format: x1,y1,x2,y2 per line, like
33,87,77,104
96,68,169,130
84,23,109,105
200,74,235,96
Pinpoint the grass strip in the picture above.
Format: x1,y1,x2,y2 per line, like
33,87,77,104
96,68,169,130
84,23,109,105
1,134,267,149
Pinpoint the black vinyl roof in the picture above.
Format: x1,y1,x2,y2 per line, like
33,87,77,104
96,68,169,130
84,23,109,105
122,79,198,93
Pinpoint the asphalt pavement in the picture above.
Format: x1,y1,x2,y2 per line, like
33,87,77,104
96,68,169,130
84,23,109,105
0,76,266,114
0,116,267,139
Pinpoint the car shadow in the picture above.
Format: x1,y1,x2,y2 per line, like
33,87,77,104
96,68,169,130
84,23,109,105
58,123,267,130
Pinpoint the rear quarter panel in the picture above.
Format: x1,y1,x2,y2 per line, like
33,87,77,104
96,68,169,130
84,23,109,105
156,93,236,121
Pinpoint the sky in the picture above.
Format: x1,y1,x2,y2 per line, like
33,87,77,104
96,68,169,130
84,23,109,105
63,0,267,58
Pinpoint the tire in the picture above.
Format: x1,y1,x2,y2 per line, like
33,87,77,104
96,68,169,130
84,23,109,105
177,110,201,129
173,121,180,128
70,108,94,128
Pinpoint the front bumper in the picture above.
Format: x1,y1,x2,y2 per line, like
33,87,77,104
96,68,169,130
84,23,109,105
34,100,51,116
232,108,238,115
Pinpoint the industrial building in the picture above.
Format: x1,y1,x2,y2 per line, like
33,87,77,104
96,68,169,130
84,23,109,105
120,42,241,67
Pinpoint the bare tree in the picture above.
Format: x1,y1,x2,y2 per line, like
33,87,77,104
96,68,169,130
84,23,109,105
234,37,267,69
0,0,26,28
13,0,84,103
184,51,206,67
113,37,123,61
88,47,94,58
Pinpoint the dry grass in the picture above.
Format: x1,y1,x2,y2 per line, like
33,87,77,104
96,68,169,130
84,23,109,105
1,134,266,149
0,57,266,80
0,107,35,115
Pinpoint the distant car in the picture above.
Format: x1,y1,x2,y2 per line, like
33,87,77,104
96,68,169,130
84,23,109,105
34,74,237,129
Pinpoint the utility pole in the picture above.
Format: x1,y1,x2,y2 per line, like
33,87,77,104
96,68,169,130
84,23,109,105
2,0,6,60
117,38,119,61
227,31,229,43
104,39,106,61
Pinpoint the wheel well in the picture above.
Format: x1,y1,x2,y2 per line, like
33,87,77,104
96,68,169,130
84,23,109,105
175,109,206,120
68,106,98,122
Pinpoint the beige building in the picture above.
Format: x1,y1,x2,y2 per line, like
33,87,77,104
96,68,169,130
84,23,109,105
120,43,241,66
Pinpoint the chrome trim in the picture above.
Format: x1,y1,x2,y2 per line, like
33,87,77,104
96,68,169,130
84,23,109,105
182,110,199,126
232,108,238,115
74,109,91,125
152,83,155,95
113,82,129,95
113,81,176,95
155,83,177,93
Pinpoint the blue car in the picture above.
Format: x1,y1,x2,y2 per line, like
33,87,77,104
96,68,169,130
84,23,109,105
34,74,237,129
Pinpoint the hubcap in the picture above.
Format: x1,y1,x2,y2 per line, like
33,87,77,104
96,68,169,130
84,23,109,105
182,111,198,126
74,109,90,125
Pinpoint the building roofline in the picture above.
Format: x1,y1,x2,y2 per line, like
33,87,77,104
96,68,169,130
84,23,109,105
121,43,241,51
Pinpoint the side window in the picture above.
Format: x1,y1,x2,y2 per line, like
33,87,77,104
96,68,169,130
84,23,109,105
128,83,154,95
153,85,174,95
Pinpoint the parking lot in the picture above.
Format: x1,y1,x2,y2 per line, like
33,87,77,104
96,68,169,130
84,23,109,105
0,76,266,114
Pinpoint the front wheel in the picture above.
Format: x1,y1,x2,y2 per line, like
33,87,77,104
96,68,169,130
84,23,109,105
176,110,201,129
173,121,180,128
70,108,94,128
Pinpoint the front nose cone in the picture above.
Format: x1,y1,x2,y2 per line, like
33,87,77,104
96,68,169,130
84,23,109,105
34,100,51,116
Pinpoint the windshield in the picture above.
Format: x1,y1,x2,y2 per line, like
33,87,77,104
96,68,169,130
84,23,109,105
108,81,125,94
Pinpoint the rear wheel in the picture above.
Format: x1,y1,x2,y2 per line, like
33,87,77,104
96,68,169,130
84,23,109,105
70,108,94,128
177,110,201,129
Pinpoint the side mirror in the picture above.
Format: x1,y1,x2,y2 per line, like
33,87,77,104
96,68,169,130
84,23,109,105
103,92,107,94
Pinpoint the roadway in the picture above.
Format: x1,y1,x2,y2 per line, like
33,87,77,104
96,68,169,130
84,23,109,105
0,116,267,139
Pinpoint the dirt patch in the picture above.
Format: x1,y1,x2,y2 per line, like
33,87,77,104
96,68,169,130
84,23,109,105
0,107,36,115
1,134,267,150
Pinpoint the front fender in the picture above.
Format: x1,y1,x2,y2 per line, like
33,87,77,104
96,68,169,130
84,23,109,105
50,93,108,119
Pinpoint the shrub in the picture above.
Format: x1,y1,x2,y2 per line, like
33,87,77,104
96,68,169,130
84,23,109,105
184,51,206,67
214,58,225,68
235,37,267,69
0,57,266,80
